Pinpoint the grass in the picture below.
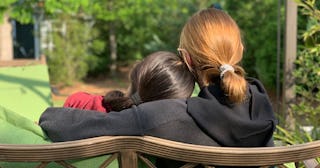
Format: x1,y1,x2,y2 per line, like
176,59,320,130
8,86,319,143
53,100,64,107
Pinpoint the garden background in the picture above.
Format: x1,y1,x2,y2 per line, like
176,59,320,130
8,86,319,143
0,0,319,145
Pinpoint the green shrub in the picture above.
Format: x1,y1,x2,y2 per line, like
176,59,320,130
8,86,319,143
292,0,320,130
224,0,280,89
46,15,94,86
275,0,320,145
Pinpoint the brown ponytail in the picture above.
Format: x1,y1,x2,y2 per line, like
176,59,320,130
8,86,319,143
104,96,135,112
103,90,132,111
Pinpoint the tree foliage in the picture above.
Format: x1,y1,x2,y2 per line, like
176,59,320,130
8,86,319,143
0,0,34,23
291,0,320,138
0,0,89,23
83,0,203,76
0,0,284,89
224,0,280,89
275,0,320,145
0,0,94,85
45,15,93,85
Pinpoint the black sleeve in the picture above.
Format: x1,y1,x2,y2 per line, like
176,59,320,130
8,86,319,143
39,107,143,142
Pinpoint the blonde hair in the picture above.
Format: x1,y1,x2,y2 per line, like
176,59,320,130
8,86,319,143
179,8,247,103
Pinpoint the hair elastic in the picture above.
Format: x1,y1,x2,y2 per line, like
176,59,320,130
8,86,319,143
131,92,142,105
219,64,234,79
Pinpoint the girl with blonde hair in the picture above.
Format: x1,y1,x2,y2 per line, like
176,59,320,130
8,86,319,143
178,7,247,104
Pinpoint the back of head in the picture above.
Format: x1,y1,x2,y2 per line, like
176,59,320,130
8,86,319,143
179,8,247,103
108,51,195,111
135,51,195,101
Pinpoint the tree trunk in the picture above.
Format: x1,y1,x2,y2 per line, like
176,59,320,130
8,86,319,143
109,22,117,77
283,0,297,130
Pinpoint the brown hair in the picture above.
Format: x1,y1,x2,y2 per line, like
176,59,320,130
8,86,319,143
179,8,247,103
104,51,195,111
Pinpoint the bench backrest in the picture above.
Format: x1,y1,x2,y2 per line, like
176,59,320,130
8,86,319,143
1,136,320,168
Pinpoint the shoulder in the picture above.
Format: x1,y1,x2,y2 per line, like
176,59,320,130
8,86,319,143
64,92,92,104
66,92,104,99
64,92,104,108
246,77,268,94
246,77,264,86
136,99,188,120
138,99,187,112
134,99,191,133
68,91,92,98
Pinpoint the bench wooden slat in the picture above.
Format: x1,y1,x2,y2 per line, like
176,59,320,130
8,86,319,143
0,136,319,167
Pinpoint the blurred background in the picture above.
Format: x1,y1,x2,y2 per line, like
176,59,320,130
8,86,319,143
0,0,319,144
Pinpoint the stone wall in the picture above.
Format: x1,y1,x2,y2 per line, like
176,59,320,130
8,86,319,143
0,15,13,61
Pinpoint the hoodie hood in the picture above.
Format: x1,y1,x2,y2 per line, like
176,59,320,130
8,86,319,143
187,78,277,147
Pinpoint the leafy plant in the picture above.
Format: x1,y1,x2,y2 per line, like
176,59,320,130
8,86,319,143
224,0,281,89
275,0,320,146
292,0,320,132
45,14,94,85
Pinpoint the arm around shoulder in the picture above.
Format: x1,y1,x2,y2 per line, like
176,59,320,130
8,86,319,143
39,107,143,142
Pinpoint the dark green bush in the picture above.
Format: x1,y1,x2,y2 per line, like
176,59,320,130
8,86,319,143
275,0,320,145
46,15,100,86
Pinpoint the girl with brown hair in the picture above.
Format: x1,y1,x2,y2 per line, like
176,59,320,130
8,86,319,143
105,51,195,111
63,51,195,112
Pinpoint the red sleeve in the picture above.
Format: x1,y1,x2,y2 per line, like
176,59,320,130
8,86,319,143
63,92,107,113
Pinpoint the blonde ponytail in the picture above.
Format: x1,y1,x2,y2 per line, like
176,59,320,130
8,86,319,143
179,8,248,103
220,65,247,103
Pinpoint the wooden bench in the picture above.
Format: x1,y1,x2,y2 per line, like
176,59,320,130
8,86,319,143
1,59,318,168
1,136,319,168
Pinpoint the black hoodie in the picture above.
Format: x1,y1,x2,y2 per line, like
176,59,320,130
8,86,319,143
187,78,276,147
39,78,277,166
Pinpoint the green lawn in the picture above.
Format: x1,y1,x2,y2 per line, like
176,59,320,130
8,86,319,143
53,100,64,107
